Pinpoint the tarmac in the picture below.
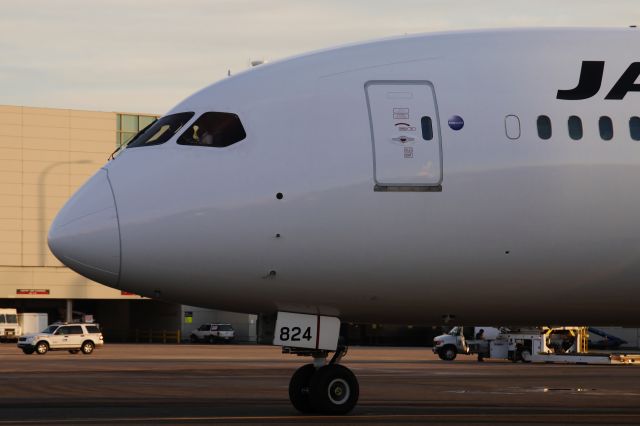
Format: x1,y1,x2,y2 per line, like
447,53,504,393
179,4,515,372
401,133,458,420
1,343,640,425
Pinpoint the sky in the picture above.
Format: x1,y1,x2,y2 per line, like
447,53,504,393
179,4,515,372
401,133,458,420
1,0,639,114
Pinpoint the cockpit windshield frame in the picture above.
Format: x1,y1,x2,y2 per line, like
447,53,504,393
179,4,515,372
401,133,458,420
126,112,195,149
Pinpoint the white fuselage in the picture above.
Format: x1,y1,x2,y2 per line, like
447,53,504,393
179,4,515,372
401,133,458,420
49,28,640,326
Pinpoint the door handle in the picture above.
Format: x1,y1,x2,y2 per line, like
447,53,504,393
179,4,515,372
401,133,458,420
392,136,414,143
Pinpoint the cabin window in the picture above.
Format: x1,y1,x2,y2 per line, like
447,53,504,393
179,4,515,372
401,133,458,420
504,115,521,140
85,325,100,333
630,117,640,141
568,116,583,140
127,112,194,148
599,116,614,140
67,326,84,334
537,115,552,140
55,326,76,335
178,112,246,147
421,116,433,140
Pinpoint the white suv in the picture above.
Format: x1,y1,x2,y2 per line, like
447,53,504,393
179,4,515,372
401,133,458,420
17,323,104,355
189,323,235,343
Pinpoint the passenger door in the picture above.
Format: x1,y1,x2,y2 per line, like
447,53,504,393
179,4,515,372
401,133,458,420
365,81,442,189
210,325,219,339
51,326,72,348
195,324,208,340
66,325,85,348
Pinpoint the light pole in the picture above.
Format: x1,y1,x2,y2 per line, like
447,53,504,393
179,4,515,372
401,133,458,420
37,159,91,323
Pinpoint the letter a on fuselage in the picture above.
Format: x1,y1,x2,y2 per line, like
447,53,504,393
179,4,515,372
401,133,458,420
605,62,640,100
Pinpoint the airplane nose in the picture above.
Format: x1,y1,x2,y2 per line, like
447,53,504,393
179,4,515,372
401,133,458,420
48,169,120,287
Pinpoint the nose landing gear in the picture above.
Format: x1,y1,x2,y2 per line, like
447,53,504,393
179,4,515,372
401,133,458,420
272,312,357,414
286,343,359,415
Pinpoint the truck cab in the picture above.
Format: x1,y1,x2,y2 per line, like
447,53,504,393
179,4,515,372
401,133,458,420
432,326,501,360
0,309,21,341
432,326,476,360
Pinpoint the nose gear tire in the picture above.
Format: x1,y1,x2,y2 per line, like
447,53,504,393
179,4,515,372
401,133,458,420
289,364,316,413
309,364,359,415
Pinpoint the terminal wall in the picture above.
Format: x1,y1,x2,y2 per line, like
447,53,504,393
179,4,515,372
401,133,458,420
0,105,114,268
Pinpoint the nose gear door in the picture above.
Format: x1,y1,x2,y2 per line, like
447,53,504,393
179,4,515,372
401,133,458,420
365,81,442,190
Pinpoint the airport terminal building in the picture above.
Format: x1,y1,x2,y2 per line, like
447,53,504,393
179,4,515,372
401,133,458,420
0,104,257,342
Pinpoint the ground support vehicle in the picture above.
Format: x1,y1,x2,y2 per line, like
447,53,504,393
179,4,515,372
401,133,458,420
509,327,640,364
189,323,235,343
434,326,640,365
0,309,21,342
17,322,104,355
432,326,500,360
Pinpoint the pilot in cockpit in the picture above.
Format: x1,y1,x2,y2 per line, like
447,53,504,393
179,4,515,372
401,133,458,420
200,130,214,146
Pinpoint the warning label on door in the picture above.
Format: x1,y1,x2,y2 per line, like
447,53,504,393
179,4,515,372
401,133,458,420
393,108,409,119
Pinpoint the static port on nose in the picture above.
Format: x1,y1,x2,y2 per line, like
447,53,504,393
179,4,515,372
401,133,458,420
48,169,121,287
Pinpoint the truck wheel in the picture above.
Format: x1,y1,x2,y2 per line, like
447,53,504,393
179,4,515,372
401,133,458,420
81,341,95,354
208,336,215,344
521,350,532,363
22,348,34,355
35,341,48,355
190,334,198,343
438,345,457,361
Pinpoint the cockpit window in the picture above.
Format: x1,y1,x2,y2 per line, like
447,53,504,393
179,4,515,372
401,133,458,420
126,112,194,148
177,112,246,147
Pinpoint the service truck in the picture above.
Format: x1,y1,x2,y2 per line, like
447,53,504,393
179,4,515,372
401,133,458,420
433,326,640,365
0,308,21,341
